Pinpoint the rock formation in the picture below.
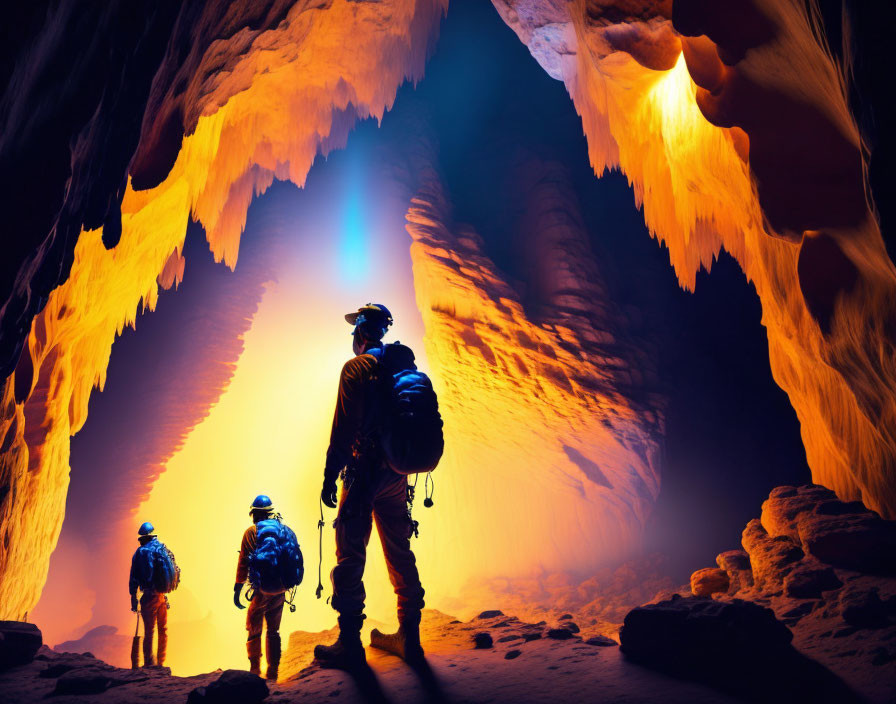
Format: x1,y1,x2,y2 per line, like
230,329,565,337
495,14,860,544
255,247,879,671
687,484,896,702
0,0,894,648
404,161,664,594
494,0,896,519
0,0,448,620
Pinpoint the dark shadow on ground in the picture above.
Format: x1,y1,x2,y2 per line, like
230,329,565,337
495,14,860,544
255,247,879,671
320,660,392,704
406,656,449,704
624,642,864,703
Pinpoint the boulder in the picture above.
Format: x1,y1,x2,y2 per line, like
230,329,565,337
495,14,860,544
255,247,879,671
0,621,42,670
715,550,753,593
760,484,837,538
187,670,269,704
741,519,804,592
620,595,792,668
759,484,896,574
619,595,862,702
690,567,729,597
783,564,842,599
796,510,896,574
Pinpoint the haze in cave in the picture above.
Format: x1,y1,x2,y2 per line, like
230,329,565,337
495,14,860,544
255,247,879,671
1,1,895,703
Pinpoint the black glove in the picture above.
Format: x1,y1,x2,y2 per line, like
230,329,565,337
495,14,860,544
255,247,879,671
322,477,338,509
130,595,138,613
233,583,245,610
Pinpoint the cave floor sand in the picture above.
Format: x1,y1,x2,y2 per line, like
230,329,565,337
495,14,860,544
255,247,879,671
1,611,747,704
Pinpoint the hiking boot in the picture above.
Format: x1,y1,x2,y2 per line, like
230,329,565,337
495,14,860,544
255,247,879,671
266,632,281,681
314,634,365,669
370,622,424,662
248,635,263,676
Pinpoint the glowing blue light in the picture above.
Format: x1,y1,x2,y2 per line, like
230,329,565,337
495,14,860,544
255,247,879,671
340,154,369,284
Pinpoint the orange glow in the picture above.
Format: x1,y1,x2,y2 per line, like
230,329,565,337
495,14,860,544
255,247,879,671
7,3,896,674
134,269,427,674
539,3,896,517
1,0,447,621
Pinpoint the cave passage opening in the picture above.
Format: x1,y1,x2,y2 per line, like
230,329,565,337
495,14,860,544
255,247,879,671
29,0,810,677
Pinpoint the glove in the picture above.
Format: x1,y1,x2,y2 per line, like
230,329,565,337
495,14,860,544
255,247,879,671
321,477,338,509
130,595,138,613
234,583,246,610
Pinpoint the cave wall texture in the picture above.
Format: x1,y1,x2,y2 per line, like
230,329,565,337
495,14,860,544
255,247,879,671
494,0,896,514
1,0,895,621
0,0,448,620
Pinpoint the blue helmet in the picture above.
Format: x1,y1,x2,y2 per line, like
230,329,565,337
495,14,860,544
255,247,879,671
138,521,155,537
250,495,274,515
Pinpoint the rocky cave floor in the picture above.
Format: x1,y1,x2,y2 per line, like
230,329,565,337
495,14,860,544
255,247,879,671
2,484,895,703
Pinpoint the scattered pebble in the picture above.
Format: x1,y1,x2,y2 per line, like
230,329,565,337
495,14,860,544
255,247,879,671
504,650,522,660
477,610,504,619
473,632,493,649
546,628,575,640
584,635,617,647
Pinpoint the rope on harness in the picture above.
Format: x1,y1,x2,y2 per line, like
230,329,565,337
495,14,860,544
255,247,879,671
315,497,325,599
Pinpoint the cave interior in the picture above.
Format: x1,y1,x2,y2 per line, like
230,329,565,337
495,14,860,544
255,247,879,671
1,0,895,702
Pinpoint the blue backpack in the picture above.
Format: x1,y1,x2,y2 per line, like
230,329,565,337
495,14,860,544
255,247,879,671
248,519,304,594
371,343,444,475
135,540,180,593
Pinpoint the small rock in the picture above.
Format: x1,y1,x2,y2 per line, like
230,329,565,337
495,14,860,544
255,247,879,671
558,614,573,620
798,511,896,574
716,550,754,593
760,484,837,537
584,635,617,646
546,628,574,640
839,587,888,629
187,669,269,704
54,668,113,695
473,632,493,649
560,621,580,633
742,519,804,591
0,621,42,670
780,601,815,621
504,649,522,660
497,635,521,642
476,610,504,619
40,662,79,678
522,632,542,642
783,564,842,599
690,567,729,597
